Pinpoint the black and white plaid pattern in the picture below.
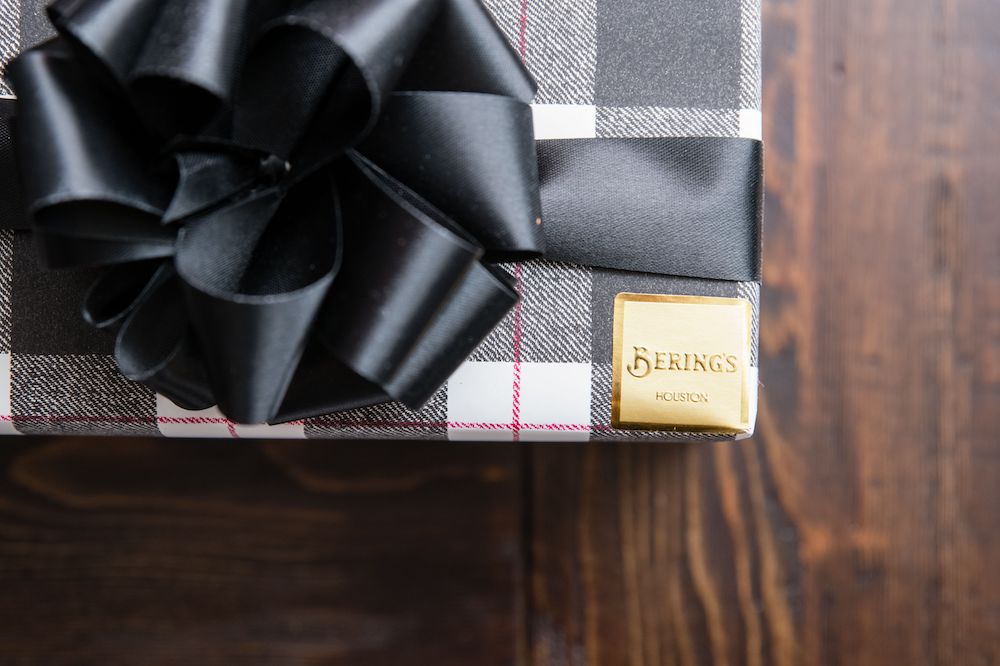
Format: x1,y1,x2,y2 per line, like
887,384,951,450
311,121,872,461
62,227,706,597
0,228,13,434
470,261,592,364
11,354,158,436
303,389,449,441
0,0,762,441
0,229,10,353
0,1,16,96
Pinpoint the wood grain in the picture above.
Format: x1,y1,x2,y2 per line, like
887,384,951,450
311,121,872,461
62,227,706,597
528,0,1000,664
0,439,524,665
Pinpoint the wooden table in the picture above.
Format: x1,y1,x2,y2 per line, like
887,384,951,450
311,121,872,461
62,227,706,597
1,0,998,663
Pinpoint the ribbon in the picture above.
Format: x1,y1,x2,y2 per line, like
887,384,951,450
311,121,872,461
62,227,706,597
8,0,544,424
537,137,762,282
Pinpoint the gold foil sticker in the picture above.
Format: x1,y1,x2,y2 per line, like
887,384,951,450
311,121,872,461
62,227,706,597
612,294,752,433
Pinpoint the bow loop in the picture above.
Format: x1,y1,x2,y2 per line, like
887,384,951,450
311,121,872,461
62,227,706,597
47,0,164,82
11,0,543,424
112,264,217,412
360,91,543,257
9,44,173,218
398,0,536,102
127,0,259,135
318,155,482,391
174,177,340,423
284,0,444,126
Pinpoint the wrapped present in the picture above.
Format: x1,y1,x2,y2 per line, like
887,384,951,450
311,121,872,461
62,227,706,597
0,0,762,441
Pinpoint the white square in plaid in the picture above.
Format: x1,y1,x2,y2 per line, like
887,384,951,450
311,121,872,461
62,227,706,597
156,396,234,438
532,104,596,140
518,362,591,442
156,395,306,439
238,421,307,439
446,361,515,441
739,109,763,141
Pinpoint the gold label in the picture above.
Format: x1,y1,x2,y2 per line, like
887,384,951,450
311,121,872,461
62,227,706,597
612,293,752,433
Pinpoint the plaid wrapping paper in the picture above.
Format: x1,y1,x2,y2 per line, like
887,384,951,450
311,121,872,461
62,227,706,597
0,0,762,441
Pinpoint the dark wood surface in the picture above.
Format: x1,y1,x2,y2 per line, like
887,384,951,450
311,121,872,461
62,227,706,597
0,439,526,665
2,0,999,663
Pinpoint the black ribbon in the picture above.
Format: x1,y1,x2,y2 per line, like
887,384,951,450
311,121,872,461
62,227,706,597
537,137,762,282
7,0,544,424
1,0,763,425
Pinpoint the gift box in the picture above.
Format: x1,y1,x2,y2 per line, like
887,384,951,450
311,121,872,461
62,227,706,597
0,0,762,441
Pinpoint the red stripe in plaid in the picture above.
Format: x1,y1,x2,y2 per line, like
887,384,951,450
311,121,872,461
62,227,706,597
158,417,307,427
315,419,600,432
2,414,294,427
511,263,524,442
513,0,528,438
518,0,529,58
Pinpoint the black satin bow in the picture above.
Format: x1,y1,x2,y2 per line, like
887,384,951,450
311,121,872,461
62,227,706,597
9,0,543,424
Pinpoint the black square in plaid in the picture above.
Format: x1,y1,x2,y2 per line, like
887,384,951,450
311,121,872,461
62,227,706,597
11,231,109,355
17,0,52,51
595,0,743,109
